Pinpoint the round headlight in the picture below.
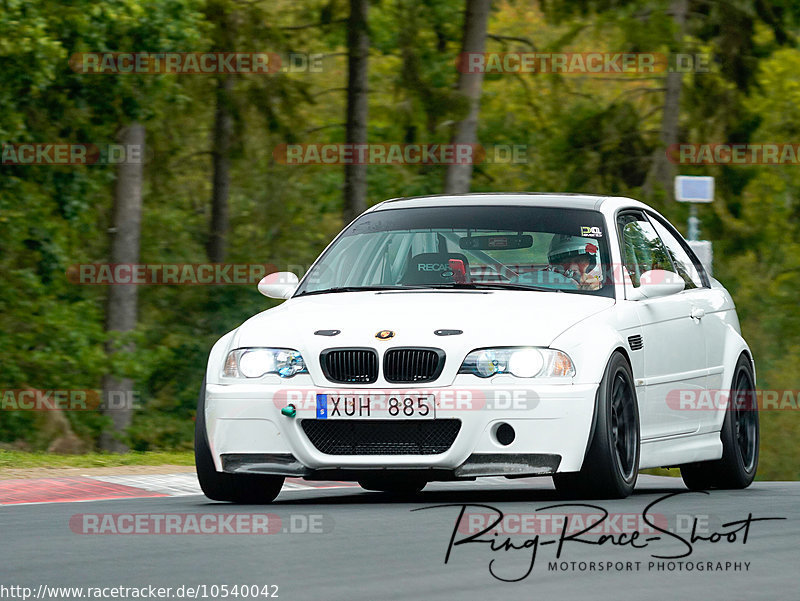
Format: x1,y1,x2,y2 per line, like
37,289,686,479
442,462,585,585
508,348,544,378
238,349,277,378
475,350,504,377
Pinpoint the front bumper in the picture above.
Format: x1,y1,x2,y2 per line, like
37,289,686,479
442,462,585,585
204,379,598,479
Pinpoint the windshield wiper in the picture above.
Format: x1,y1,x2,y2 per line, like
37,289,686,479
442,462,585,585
425,282,560,292
295,282,561,296
295,285,423,297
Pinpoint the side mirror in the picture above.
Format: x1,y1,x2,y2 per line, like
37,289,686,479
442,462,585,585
628,269,685,300
258,272,299,299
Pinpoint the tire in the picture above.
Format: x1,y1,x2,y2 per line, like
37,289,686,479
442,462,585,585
195,379,284,503
681,355,758,490
553,352,640,499
358,476,427,495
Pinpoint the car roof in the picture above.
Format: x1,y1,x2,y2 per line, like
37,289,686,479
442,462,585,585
368,192,649,213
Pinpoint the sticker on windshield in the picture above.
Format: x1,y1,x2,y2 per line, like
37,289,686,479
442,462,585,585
580,226,603,237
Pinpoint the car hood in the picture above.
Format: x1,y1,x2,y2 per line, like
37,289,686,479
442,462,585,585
233,290,614,352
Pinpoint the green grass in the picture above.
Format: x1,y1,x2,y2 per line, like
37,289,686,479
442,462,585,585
0,450,194,470
754,411,800,481
2,414,798,480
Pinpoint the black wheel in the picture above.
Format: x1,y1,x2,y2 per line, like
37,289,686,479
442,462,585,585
553,352,640,499
681,355,758,490
195,379,284,503
358,476,426,495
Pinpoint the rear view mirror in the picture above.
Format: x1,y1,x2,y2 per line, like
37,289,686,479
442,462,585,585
258,272,299,299
459,234,533,251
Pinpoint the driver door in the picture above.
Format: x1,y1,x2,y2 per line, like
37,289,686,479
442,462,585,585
618,212,706,439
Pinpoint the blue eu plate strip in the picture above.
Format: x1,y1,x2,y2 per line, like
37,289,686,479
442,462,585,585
316,394,328,419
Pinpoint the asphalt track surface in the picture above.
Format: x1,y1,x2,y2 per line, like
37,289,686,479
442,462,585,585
1,475,796,601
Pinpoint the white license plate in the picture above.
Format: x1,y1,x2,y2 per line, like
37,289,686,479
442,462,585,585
315,393,435,420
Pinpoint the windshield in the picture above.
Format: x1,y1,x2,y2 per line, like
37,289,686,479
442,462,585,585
295,205,614,298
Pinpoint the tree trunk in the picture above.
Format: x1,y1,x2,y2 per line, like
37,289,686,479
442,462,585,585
444,0,491,194
207,75,233,263
99,123,145,452
643,0,688,203
343,0,369,223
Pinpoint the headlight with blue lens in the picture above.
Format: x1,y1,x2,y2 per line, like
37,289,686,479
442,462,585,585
458,347,575,378
223,348,308,379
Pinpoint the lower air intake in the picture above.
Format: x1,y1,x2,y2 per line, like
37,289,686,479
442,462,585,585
300,419,461,455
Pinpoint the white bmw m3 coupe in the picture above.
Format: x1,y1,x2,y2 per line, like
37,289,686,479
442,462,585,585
195,193,758,501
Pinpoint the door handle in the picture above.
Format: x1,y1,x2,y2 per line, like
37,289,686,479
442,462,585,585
691,307,705,320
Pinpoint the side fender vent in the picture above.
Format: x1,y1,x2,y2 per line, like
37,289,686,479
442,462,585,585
628,335,644,351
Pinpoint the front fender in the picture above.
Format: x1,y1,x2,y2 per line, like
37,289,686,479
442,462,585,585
551,319,632,386
550,318,633,469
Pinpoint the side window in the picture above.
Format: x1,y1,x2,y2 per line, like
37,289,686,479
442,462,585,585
617,213,675,288
647,216,704,289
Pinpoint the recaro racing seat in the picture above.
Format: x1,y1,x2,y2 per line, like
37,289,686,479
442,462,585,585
400,252,470,285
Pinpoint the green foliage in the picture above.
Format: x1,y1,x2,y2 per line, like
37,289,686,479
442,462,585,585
0,0,798,479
